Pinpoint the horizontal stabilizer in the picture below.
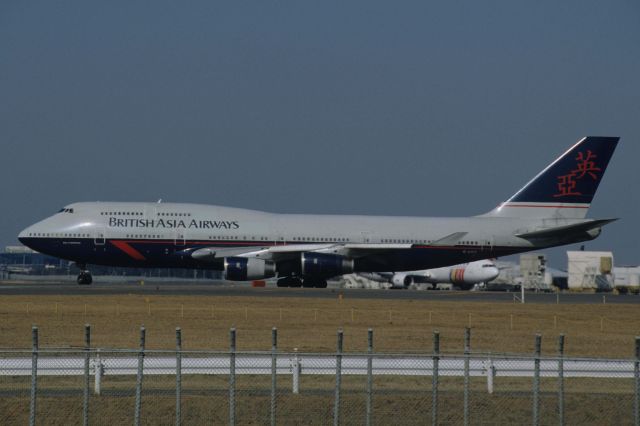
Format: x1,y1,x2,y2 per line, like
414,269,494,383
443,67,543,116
515,219,617,240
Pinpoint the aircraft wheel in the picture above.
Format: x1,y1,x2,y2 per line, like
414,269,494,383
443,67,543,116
77,272,92,285
277,277,302,288
315,279,327,289
277,277,292,287
302,278,315,288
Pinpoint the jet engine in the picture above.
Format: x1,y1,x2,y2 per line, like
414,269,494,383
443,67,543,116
224,257,276,281
301,253,354,277
390,273,411,288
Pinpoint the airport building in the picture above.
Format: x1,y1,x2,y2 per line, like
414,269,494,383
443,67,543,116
614,266,640,289
519,253,552,291
0,246,222,281
567,251,615,292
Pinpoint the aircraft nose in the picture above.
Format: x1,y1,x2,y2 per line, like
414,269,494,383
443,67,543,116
18,226,31,242
18,225,35,246
487,266,500,281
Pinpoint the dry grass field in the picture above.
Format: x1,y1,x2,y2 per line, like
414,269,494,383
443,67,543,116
0,376,633,425
0,293,638,357
1,293,638,424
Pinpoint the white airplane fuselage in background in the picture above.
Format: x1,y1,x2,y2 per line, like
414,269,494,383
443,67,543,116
383,260,500,289
18,137,619,287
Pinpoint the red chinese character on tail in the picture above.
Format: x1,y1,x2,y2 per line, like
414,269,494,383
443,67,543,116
553,150,601,198
554,173,580,197
574,150,601,179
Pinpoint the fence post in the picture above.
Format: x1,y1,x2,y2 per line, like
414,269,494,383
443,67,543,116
83,324,91,426
635,336,640,426
134,326,146,426
464,327,470,426
533,334,541,426
366,328,373,426
432,330,440,426
176,328,182,426
29,326,38,426
271,327,277,426
558,334,565,426
229,328,236,426
334,329,343,426
94,349,103,395
292,349,300,394
487,358,494,394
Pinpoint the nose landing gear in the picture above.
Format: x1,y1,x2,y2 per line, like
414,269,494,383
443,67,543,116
77,272,92,285
76,264,93,285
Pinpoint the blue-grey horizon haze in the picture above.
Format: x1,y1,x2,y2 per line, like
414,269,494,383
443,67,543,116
2,1,639,269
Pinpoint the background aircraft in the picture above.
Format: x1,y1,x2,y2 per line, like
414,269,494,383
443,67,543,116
355,259,500,290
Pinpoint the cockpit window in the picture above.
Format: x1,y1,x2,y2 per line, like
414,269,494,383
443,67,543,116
58,208,74,213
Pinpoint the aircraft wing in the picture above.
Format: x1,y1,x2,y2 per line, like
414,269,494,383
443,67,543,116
429,232,468,246
190,230,474,264
189,246,272,262
191,244,339,263
190,242,417,263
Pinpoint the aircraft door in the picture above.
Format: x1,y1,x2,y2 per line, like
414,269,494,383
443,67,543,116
360,231,372,243
481,236,494,254
174,230,186,246
273,225,285,246
93,226,106,246
274,233,286,246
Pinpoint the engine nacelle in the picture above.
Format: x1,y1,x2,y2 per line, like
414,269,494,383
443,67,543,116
390,273,410,288
449,268,466,284
301,253,354,277
224,257,276,281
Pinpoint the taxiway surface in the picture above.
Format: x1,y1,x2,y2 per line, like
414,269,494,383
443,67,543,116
0,280,638,304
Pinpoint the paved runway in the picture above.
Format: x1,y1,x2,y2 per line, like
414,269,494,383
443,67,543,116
0,280,638,303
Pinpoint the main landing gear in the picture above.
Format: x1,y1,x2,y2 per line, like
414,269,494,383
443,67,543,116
277,276,301,288
303,276,327,288
277,276,327,288
76,264,93,285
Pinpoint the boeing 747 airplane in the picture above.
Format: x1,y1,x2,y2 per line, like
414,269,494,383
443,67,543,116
19,136,619,287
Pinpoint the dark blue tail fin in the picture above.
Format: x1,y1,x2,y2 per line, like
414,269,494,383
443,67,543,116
483,136,619,218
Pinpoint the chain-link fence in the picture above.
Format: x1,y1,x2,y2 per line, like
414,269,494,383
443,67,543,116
1,326,639,425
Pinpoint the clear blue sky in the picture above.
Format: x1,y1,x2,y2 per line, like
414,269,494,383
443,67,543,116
1,1,638,267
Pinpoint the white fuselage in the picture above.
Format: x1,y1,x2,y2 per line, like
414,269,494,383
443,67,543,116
388,260,500,289
18,201,597,275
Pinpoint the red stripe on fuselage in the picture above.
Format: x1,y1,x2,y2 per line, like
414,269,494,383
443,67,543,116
109,238,505,251
501,204,589,209
117,239,272,246
110,240,147,261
